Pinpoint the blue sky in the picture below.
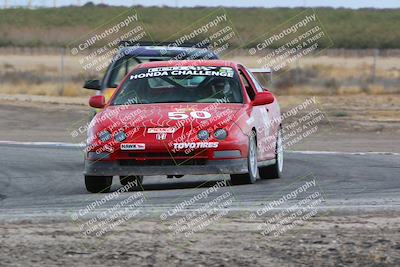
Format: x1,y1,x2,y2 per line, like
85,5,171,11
5,0,400,9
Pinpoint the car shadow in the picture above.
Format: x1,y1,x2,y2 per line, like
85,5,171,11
144,179,230,191
113,179,230,192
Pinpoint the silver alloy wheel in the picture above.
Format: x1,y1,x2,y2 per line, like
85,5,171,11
277,130,284,173
249,136,258,178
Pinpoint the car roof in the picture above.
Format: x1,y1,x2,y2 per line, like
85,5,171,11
134,60,238,69
118,46,218,59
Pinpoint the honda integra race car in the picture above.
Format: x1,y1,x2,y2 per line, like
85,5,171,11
84,60,283,193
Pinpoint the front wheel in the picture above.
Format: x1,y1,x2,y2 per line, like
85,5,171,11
230,134,258,185
85,175,113,193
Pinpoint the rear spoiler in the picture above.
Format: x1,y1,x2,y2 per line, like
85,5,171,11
249,68,272,74
249,68,273,84
118,41,211,49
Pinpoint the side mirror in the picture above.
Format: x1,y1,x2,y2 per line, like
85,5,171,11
83,79,101,90
89,95,105,108
263,87,269,92
252,92,274,106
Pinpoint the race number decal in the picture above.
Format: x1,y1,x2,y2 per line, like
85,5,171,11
168,111,211,120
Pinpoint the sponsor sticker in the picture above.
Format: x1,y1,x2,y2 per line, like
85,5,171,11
147,128,176,134
130,66,234,80
121,143,146,150
173,142,219,150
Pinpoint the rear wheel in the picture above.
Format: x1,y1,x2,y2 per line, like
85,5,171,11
119,175,143,190
85,175,113,193
230,134,258,185
259,128,283,179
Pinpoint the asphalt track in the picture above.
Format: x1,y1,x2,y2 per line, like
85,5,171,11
0,142,399,221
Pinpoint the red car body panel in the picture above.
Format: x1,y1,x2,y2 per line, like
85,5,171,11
84,60,281,176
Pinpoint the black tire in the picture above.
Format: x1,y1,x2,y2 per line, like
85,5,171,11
85,175,113,193
119,175,143,191
259,128,283,179
230,134,258,185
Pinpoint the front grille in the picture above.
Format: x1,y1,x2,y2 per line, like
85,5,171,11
119,158,207,166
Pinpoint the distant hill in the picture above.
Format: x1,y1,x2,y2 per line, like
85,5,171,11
0,6,399,48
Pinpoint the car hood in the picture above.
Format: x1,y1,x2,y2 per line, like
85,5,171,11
96,103,244,129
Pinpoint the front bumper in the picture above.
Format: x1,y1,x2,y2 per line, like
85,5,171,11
84,158,248,176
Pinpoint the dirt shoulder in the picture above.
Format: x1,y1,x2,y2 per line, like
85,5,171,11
0,213,399,266
0,94,399,152
0,95,90,143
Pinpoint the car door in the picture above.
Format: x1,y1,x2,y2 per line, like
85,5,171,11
238,66,274,160
241,67,275,160
246,68,281,144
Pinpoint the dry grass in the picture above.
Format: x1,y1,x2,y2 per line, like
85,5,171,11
278,94,400,124
229,55,400,72
0,82,94,97
337,86,364,95
228,54,400,95
0,55,83,76
0,53,399,97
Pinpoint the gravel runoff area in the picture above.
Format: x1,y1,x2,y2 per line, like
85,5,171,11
0,212,399,266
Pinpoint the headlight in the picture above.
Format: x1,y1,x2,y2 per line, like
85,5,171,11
214,129,227,140
114,131,126,142
197,130,209,140
98,130,111,142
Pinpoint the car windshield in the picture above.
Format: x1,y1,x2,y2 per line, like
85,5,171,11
111,66,243,105
107,57,149,88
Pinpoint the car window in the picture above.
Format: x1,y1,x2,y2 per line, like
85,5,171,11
107,57,140,87
239,69,255,100
112,66,243,105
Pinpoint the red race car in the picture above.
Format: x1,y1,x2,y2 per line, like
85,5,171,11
84,60,283,193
